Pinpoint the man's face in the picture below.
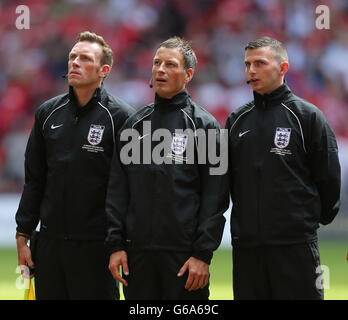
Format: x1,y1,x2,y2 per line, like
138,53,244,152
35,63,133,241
152,47,193,99
68,41,105,89
244,46,285,95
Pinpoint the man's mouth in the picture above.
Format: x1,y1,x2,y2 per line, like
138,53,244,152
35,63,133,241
69,71,81,76
155,77,167,83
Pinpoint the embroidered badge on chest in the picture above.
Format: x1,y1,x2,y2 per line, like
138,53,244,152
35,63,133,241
171,133,188,155
274,127,291,149
87,124,105,146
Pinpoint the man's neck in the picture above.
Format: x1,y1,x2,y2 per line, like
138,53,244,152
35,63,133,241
260,79,284,96
73,84,100,107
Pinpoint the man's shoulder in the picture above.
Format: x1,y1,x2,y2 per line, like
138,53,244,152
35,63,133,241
283,93,323,120
234,100,255,115
36,93,70,116
226,101,255,126
122,103,155,129
101,90,136,117
187,99,221,129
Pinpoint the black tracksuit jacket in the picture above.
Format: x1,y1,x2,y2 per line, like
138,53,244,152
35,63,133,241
15,85,135,240
105,89,229,264
225,83,341,248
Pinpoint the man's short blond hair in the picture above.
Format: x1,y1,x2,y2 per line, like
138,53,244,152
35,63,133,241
158,36,197,71
77,31,113,67
245,36,288,63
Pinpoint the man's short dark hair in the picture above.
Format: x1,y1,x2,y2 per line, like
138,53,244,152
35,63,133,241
158,36,197,71
77,31,113,67
245,36,288,63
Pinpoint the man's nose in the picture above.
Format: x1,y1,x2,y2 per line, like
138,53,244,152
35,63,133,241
248,63,256,74
157,62,165,73
72,57,80,66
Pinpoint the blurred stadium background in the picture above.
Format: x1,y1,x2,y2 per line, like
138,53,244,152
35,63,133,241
0,0,347,299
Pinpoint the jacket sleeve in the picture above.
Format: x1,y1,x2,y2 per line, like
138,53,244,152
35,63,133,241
308,110,341,225
191,121,229,264
105,103,135,254
104,132,129,255
224,113,235,200
15,109,47,235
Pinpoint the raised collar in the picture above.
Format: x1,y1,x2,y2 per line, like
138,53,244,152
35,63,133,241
68,85,104,113
154,89,189,113
253,83,292,108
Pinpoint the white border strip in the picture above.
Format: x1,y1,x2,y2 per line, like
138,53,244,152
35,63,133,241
229,105,255,134
131,108,154,131
281,102,307,153
98,102,116,144
42,100,69,132
181,108,198,150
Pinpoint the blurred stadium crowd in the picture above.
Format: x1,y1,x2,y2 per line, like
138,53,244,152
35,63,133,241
0,0,347,202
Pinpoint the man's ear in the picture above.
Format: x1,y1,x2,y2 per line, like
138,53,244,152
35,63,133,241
100,64,111,78
185,68,194,84
279,61,289,77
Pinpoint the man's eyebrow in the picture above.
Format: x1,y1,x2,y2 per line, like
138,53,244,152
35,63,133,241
69,51,93,56
244,58,268,64
153,58,179,64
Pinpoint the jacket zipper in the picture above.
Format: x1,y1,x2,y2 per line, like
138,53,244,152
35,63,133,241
63,114,79,239
256,102,266,245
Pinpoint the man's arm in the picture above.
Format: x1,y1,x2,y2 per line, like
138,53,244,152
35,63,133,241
178,120,229,290
108,250,129,286
308,109,341,225
177,257,209,291
15,108,47,272
16,234,34,277
191,122,229,264
105,129,130,255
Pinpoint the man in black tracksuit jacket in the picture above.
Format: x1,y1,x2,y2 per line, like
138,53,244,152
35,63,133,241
15,32,135,299
106,37,229,299
226,37,341,299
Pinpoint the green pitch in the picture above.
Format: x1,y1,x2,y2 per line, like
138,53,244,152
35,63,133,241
0,240,346,300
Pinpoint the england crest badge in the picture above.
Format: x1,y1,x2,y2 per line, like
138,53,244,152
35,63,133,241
171,133,188,155
274,127,291,149
87,124,105,145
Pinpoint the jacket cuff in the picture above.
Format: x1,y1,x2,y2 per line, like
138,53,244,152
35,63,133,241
105,242,126,256
191,251,213,265
16,226,33,237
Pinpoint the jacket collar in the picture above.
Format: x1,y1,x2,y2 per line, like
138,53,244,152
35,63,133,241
154,89,189,113
253,83,292,108
69,84,105,113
